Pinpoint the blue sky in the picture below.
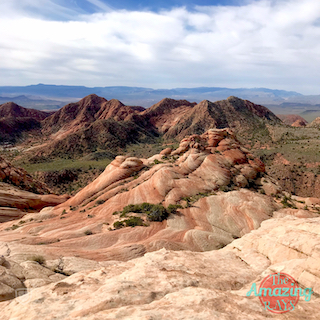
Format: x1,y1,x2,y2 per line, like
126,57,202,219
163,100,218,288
0,0,320,94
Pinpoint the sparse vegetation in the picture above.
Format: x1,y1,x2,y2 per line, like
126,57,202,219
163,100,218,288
153,159,163,165
113,221,125,229
281,195,297,209
112,202,183,229
167,204,183,214
30,255,46,266
124,216,144,227
120,202,170,222
84,230,93,235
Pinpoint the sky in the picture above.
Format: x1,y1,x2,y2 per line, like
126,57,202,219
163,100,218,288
0,0,319,94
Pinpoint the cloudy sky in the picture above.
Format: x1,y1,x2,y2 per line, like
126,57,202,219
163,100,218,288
0,0,319,94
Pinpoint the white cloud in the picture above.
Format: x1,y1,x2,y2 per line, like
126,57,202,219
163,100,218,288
0,0,320,94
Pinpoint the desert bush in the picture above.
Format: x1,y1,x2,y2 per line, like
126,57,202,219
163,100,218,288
167,204,183,214
95,199,105,205
153,159,163,165
124,216,144,227
146,204,168,222
117,202,178,223
281,195,297,209
30,255,46,266
113,221,125,229
84,230,93,235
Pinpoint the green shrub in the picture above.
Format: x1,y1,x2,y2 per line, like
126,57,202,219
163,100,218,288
84,230,93,235
167,204,183,214
124,216,144,227
146,204,168,222
95,199,105,205
153,159,163,165
281,196,297,209
113,221,125,229
117,202,177,223
30,255,46,266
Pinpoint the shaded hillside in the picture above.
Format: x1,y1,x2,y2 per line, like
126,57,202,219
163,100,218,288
0,117,41,144
0,102,52,144
29,94,155,160
162,96,281,141
42,94,145,135
0,102,51,120
39,118,157,159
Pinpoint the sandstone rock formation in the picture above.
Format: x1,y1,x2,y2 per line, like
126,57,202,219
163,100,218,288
0,157,68,222
0,254,66,302
0,129,281,262
0,157,50,194
291,119,307,127
307,116,320,128
0,215,319,319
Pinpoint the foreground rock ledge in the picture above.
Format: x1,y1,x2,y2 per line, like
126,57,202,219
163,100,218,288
0,215,319,319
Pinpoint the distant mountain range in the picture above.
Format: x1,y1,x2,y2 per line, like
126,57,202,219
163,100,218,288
0,94,281,157
1,84,320,110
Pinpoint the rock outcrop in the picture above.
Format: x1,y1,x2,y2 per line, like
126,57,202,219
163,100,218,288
0,157,68,222
0,129,280,262
307,116,320,128
0,215,319,319
0,157,50,194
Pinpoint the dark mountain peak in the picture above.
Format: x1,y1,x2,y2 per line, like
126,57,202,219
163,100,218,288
0,102,22,115
42,95,107,133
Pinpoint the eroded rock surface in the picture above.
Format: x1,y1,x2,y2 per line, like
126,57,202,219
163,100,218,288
0,129,281,262
1,216,319,319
